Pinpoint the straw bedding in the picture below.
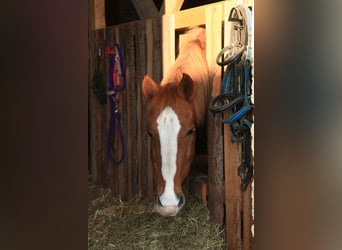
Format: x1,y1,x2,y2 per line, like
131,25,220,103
88,182,225,249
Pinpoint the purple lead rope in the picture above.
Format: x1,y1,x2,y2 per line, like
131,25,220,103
106,44,126,165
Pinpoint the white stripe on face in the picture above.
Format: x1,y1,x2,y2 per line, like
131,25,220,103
157,106,181,206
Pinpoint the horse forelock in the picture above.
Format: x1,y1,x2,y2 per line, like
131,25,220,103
147,83,195,125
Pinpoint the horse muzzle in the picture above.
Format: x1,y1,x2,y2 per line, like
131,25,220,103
154,193,185,216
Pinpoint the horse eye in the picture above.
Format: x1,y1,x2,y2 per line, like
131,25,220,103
186,128,195,136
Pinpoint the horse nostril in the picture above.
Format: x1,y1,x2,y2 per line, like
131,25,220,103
177,193,185,209
155,194,164,207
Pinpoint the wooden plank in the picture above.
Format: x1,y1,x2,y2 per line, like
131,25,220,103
207,113,224,225
89,30,97,182
93,0,106,30
89,0,95,31
146,19,154,78
99,30,108,187
223,2,243,247
91,30,107,186
174,2,225,29
122,23,137,200
172,0,252,30
118,25,128,201
141,18,153,199
162,14,175,76
131,0,159,19
107,27,119,196
152,18,163,83
136,20,147,198
160,0,184,15
243,178,253,250
206,3,225,226
224,127,243,250
149,17,163,200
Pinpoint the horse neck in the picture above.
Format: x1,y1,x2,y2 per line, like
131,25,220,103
161,50,209,126
161,28,209,126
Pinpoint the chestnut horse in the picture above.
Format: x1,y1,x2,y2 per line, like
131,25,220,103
142,28,209,216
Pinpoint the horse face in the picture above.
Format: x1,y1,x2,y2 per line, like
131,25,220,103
142,74,196,216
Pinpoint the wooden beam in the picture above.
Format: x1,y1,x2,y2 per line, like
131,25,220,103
174,2,224,29
162,14,175,75
160,0,184,15
131,0,159,19
172,0,253,30
93,0,106,30
206,3,225,225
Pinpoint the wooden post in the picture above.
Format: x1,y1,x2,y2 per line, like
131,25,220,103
222,1,254,249
160,0,184,15
93,0,106,29
88,30,97,182
224,1,243,248
131,0,159,19
206,3,225,225
136,20,147,198
162,14,175,75
145,18,155,200
122,23,137,200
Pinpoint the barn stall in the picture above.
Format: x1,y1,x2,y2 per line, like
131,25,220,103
88,0,254,249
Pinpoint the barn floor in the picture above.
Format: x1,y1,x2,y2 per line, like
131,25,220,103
88,181,226,249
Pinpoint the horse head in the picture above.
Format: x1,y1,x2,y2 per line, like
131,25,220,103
142,73,196,216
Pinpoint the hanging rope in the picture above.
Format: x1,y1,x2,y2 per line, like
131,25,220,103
106,44,126,165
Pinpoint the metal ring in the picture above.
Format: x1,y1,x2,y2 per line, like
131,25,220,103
216,45,246,66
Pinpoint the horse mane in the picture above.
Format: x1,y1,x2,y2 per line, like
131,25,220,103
160,27,209,126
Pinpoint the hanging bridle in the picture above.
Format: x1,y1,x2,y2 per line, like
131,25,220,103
106,44,126,165
209,5,254,191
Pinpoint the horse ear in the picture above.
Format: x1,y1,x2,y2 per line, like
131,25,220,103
178,73,194,102
142,75,159,101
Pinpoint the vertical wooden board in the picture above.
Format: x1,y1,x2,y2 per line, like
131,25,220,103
89,30,97,182
224,127,242,250
106,27,119,196
136,21,149,196
136,20,147,198
93,0,106,30
205,4,225,226
146,19,154,77
117,25,128,201
223,2,254,249
162,14,175,76
99,29,108,187
223,4,242,247
122,23,137,200
93,30,107,186
142,17,163,200
152,18,162,83
151,17,163,198
207,113,224,225
94,30,102,185
243,179,253,250
90,30,102,183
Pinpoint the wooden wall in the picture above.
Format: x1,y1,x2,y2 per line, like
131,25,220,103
89,18,162,201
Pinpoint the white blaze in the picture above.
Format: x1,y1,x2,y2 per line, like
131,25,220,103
157,106,181,206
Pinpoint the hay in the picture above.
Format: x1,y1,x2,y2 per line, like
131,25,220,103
88,182,226,249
